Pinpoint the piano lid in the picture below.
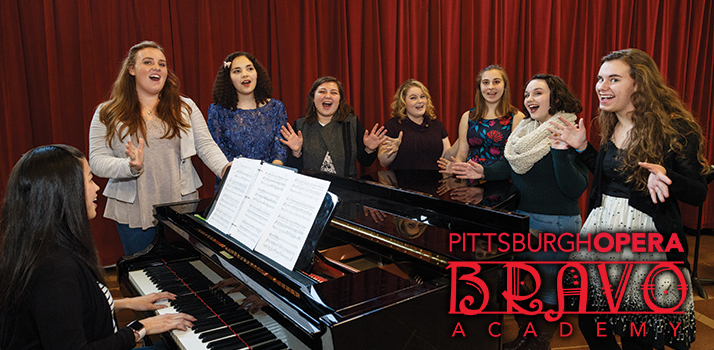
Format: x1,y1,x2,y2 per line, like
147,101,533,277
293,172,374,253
302,170,528,266
152,169,528,347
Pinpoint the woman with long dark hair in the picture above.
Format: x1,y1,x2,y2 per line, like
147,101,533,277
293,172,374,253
0,145,195,349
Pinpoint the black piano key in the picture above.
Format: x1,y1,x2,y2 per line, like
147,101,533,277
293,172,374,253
252,339,288,350
209,338,250,350
193,310,253,333
239,328,276,344
140,261,288,350
199,319,262,342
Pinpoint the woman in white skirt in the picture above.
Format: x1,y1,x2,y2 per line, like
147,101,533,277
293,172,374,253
549,48,709,350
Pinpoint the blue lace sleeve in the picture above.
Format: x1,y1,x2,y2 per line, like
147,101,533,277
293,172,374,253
270,100,289,163
207,104,231,160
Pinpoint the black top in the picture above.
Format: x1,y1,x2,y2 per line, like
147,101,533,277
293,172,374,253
601,141,631,198
577,120,709,265
483,148,589,216
0,247,136,350
384,117,448,170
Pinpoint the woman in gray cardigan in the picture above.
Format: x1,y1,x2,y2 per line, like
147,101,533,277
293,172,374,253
89,41,229,255
280,76,387,177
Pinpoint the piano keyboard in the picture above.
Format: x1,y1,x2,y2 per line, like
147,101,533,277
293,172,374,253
128,260,307,350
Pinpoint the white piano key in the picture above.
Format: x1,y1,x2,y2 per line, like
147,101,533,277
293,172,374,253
127,260,308,349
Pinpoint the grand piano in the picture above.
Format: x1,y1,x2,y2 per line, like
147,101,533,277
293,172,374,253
118,169,529,350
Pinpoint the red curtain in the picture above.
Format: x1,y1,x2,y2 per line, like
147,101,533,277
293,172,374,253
1,0,712,265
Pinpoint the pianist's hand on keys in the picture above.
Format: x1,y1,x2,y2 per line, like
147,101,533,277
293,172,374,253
114,292,197,335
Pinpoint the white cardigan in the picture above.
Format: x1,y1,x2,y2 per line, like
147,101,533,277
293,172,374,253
88,96,228,203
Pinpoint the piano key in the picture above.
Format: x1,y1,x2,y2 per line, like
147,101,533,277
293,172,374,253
199,319,262,342
193,311,253,332
127,260,296,350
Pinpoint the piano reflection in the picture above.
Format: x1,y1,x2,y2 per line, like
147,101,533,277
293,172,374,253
118,169,528,349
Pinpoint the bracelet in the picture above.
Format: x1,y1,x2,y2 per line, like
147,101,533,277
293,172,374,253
575,147,586,154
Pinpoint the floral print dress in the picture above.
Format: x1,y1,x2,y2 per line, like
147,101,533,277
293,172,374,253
466,111,515,166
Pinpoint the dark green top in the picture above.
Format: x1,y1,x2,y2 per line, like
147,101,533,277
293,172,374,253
484,148,588,216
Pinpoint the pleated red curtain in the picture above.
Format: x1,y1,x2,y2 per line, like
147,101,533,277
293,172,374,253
1,0,712,265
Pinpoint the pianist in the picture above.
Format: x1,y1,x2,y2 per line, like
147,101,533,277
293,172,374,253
0,145,195,350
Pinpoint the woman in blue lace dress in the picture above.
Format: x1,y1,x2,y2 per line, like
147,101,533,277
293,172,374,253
208,52,288,189
439,65,524,173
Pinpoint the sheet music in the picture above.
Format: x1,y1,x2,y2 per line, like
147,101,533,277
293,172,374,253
228,164,298,249
206,159,331,271
206,158,262,234
254,175,331,270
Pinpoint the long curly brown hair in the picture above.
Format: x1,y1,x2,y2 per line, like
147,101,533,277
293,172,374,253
469,65,518,122
598,48,708,191
98,41,190,145
212,51,273,110
304,76,354,124
390,79,437,122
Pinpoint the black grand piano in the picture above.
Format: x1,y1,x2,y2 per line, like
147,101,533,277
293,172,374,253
118,169,528,350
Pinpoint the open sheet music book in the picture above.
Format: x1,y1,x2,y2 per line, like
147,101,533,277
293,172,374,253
206,158,334,271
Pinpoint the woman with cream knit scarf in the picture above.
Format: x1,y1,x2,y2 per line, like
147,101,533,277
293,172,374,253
451,74,588,350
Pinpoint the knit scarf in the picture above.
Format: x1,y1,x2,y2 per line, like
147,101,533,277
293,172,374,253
504,111,577,174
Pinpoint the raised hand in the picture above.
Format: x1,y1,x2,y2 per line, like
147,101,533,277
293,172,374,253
550,139,569,150
280,123,303,155
547,117,587,151
639,162,671,203
380,131,403,156
452,158,484,180
364,123,388,151
125,138,145,171
437,157,455,174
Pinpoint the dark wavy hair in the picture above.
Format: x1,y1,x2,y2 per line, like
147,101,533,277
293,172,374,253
469,65,518,122
98,41,190,145
523,74,582,118
304,76,354,124
212,52,273,110
0,145,104,309
597,48,708,191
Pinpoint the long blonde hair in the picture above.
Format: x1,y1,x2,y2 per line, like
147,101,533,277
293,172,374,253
598,48,708,191
98,41,189,144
